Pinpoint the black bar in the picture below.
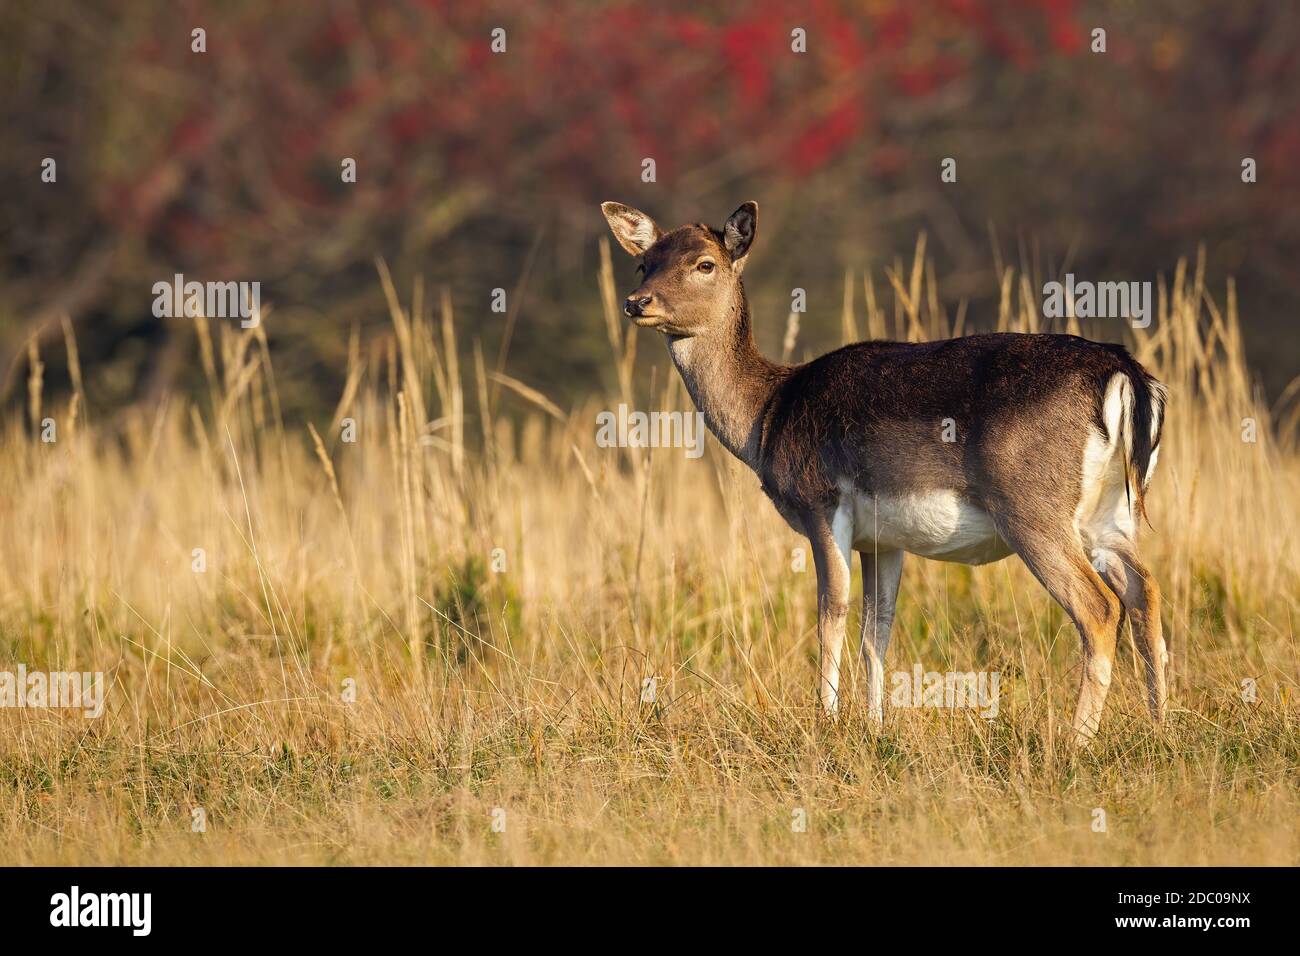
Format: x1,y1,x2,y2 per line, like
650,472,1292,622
0,866,1280,942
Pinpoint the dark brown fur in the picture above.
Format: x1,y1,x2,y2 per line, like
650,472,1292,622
757,332,1165,522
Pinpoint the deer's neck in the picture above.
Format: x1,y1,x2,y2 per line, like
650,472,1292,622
666,290,786,470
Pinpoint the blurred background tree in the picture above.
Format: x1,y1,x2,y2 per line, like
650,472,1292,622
2,0,1298,424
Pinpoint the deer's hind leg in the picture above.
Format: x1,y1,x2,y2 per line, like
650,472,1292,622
1078,449,1168,725
995,516,1123,746
1090,541,1167,724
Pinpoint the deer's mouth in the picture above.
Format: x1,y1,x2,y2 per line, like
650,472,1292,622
628,312,689,335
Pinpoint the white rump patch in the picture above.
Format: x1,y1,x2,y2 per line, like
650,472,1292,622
1101,373,1130,447
1075,373,1142,553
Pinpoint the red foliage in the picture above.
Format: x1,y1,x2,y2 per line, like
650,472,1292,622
97,0,1087,261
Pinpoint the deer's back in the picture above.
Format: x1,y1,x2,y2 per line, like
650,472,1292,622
758,332,1150,516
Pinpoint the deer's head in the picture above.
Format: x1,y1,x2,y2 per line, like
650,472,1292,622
600,201,758,337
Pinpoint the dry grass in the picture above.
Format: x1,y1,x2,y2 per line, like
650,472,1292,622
1,244,1297,865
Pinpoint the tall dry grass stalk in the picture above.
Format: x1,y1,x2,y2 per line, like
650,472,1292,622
0,248,1296,865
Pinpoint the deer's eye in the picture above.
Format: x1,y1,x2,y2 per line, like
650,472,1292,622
697,260,715,274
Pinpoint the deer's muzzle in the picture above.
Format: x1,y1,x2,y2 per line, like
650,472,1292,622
623,294,655,318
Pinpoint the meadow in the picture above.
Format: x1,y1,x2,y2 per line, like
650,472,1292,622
1,245,1297,865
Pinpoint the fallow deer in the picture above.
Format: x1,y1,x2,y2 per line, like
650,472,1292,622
601,200,1169,744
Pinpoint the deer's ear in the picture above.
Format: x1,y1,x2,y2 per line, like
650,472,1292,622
601,202,662,256
723,201,758,269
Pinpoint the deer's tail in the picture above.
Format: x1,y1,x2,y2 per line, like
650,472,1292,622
1101,354,1168,524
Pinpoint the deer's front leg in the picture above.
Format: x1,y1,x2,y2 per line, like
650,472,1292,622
807,514,853,717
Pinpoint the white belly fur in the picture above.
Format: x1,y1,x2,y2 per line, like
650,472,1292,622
835,485,1013,565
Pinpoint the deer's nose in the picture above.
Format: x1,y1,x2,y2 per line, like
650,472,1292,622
624,294,654,317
